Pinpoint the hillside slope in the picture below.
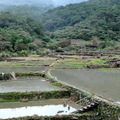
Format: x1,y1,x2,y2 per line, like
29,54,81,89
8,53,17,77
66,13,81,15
41,0,120,31
41,0,120,49
0,12,49,54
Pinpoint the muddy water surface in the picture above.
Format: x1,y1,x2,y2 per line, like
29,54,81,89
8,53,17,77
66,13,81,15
0,78,62,92
0,99,78,119
52,69,120,101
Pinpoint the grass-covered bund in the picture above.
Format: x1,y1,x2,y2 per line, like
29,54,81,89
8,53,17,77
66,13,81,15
0,90,70,103
54,58,109,69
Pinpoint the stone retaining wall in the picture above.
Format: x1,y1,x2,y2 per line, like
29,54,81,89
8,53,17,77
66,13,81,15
47,70,120,120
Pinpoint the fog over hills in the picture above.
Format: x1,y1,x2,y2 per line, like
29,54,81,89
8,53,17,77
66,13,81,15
53,0,87,6
0,0,53,5
0,0,87,6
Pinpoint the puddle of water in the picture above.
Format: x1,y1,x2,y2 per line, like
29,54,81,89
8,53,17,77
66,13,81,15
0,105,76,119
116,101,120,105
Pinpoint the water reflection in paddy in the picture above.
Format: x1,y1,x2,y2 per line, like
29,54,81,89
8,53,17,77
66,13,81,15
0,105,76,119
0,99,77,119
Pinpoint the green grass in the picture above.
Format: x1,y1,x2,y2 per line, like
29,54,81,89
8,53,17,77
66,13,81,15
0,90,70,103
55,58,107,67
2,99,20,102
100,68,118,71
13,63,25,66
90,59,106,65
64,62,89,66
50,83,61,87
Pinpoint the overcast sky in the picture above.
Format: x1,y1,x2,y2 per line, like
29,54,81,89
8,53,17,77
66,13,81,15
52,0,87,6
0,0,87,6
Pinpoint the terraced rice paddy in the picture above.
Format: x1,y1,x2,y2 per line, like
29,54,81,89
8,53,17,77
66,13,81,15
0,99,78,119
0,77,62,93
52,69,120,102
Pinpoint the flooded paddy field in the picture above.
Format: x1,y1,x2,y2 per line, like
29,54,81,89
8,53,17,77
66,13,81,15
52,69,120,102
0,77,62,92
0,56,119,119
0,99,78,119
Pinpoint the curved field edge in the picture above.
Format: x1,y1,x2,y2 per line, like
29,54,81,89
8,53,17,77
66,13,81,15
46,69,120,120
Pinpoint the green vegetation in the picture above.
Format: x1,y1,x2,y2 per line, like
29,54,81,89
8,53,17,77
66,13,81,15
100,68,118,71
0,12,50,57
89,59,106,65
54,58,108,68
50,82,61,87
41,0,120,50
0,90,70,102
0,0,120,56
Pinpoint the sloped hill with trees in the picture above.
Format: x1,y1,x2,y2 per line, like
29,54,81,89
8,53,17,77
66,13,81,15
0,12,49,56
0,0,120,56
41,0,120,31
41,0,120,49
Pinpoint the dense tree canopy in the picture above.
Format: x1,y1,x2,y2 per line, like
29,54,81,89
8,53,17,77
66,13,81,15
41,0,120,31
40,0,120,49
0,0,120,56
0,12,49,55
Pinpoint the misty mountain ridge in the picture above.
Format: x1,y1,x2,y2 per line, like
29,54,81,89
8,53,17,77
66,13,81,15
52,0,87,6
0,0,87,6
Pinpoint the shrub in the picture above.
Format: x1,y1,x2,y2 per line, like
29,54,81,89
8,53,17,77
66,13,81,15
17,50,29,56
0,51,10,59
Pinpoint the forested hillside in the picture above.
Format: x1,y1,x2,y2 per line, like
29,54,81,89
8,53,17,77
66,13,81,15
0,0,120,57
41,0,120,31
41,0,120,49
0,12,49,56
